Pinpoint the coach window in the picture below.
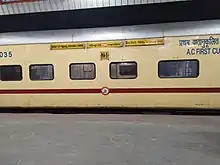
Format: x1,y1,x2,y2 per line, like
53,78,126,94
158,60,199,78
69,63,96,80
110,62,137,79
29,64,54,80
0,65,22,81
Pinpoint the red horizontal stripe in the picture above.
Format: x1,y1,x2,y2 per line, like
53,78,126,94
0,89,100,94
110,88,220,93
0,88,219,94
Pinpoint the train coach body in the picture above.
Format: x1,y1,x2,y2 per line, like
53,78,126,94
0,19,220,109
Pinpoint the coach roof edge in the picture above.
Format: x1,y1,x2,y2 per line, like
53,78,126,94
0,19,220,45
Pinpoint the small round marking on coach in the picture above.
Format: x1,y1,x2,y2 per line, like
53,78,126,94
101,87,110,95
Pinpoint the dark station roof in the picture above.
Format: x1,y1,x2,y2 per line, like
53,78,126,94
0,0,219,33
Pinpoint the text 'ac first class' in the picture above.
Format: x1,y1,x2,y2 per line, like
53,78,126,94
179,36,220,55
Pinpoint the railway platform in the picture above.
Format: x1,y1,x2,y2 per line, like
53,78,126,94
0,113,219,165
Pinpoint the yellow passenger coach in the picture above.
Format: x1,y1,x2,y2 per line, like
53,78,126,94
0,19,220,109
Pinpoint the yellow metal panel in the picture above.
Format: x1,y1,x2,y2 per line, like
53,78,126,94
125,38,165,47
87,41,123,48
50,42,85,50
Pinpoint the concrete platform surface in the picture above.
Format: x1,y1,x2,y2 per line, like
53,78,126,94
0,114,219,165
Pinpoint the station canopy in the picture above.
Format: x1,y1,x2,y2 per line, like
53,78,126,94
0,0,187,15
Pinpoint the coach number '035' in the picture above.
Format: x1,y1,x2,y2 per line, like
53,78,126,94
0,51,12,58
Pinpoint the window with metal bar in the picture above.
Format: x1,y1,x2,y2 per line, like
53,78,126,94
29,64,54,80
158,60,199,78
110,62,137,79
69,63,96,80
0,65,22,81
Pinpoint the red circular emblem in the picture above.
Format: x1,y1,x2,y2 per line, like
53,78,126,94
101,87,110,95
